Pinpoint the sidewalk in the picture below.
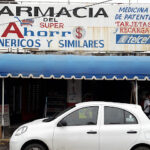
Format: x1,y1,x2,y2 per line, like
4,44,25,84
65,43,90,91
0,139,9,150
0,126,14,150
0,125,20,150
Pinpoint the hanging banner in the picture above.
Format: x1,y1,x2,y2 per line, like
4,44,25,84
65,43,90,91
0,3,150,52
0,104,10,126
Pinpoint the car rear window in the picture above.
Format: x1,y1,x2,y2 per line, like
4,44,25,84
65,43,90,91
104,106,138,125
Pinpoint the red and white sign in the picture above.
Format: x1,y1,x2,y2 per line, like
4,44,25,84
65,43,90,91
0,3,150,51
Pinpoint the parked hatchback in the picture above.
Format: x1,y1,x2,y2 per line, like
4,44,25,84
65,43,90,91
10,102,150,150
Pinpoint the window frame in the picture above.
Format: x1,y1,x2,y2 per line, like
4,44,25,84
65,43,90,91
104,106,138,125
58,106,99,127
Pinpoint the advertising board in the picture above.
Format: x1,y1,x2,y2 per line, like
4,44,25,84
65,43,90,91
0,3,150,52
0,105,10,126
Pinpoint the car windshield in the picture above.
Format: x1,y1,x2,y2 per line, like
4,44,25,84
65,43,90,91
43,106,75,122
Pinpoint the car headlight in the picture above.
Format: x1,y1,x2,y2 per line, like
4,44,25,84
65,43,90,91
15,126,28,136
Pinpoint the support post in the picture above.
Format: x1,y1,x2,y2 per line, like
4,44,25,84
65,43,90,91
135,80,138,104
2,78,4,138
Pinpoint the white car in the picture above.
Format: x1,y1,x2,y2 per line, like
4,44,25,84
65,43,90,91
10,102,150,150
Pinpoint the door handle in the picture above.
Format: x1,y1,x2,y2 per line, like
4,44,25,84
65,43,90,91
127,131,137,134
87,131,97,134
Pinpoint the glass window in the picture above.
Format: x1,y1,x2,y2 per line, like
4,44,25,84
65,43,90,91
60,106,99,126
125,111,138,124
104,107,138,125
104,107,124,124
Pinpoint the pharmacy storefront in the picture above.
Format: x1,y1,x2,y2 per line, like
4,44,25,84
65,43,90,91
0,54,150,127
0,2,150,128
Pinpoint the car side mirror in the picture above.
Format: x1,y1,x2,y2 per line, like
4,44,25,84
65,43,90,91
57,120,67,127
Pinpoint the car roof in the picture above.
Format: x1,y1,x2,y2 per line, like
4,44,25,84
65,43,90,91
75,101,150,124
76,101,141,109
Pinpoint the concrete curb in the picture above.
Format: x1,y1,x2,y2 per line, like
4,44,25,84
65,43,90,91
0,140,9,150
0,139,9,145
0,139,9,142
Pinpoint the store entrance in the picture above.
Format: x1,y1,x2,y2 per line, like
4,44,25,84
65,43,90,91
82,80,132,103
4,79,133,126
5,79,23,125
5,79,44,124
4,79,67,125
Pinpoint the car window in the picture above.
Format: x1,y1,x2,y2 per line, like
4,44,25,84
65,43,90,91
104,106,138,125
60,106,99,126
125,111,138,124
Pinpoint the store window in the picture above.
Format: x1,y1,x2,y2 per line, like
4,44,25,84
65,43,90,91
60,106,99,126
104,107,138,125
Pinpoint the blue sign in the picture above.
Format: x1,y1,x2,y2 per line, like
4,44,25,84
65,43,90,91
116,34,150,44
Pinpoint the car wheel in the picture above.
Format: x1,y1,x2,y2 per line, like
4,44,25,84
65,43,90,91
24,143,47,150
134,146,150,150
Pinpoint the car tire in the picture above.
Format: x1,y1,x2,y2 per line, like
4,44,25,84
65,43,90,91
24,143,47,150
134,146,150,150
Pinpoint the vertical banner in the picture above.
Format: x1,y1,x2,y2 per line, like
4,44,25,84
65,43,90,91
67,80,82,106
0,105,10,126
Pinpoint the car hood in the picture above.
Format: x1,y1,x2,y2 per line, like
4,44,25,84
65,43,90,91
28,118,45,125
15,118,46,129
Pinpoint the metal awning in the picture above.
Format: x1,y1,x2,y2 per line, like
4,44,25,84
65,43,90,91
0,54,150,80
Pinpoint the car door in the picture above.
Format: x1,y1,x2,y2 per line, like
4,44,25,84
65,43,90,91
100,106,141,150
53,106,100,150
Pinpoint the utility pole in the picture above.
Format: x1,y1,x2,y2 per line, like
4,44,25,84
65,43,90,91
0,0,16,138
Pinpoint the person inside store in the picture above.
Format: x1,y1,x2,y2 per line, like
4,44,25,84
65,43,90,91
144,93,150,119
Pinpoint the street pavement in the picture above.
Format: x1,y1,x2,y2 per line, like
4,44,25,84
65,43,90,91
0,140,9,150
